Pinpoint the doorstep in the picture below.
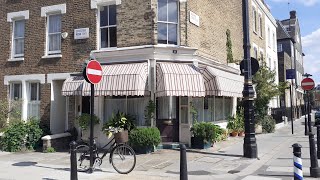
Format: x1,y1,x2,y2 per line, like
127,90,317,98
157,142,183,150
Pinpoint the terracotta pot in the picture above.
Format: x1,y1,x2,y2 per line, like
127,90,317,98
231,131,238,137
114,130,129,143
238,131,245,137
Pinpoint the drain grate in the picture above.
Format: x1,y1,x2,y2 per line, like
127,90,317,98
228,170,240,174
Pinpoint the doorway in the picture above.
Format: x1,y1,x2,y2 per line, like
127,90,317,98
179,97,191,145
50,80,66,134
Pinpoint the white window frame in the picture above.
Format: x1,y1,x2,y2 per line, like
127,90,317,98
29,82,40,102
12,19,25,58
46,13,62,55
98,5,117,50
252,7,257,33
267,27,270,47
10,82,22,100
157,0,180,46
258,13,263,37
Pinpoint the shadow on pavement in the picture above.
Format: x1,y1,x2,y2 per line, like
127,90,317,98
183,149,243,158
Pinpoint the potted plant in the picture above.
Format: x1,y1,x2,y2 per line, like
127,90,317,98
102,111,136,144
129,127,161,154
76,113,100,139
190,122,216,149
227,116,238,137
236,108,245,137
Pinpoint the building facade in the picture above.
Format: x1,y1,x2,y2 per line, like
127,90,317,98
1,0,246,146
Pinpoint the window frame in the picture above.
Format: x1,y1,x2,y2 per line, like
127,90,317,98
10,82,22,101
277,44,283,52
46,13,62,55
11,19,25,58
29,82,41,101
258,13,262,37
252,7,257,33
157,0,179,46
98,5,117,50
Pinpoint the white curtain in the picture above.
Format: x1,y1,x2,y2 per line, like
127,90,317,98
127,98,149,126
14,20,25,56
215,97,224,121
48,14,61,52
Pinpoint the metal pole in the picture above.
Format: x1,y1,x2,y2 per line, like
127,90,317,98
180,144,188,180
305,90,308,135
70,141,78,180
308,91,312,133
317,125,320,159
308,132,320,177
290,84,294,134
242,0,257,159
89,83,94,173
292,143,303,180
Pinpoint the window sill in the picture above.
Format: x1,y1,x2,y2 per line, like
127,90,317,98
41,54,62,59
253,31,258,35
8,57,24,62
259,36,263,40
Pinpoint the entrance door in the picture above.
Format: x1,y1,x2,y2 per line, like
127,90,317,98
50,80,66,134
179,97,191,145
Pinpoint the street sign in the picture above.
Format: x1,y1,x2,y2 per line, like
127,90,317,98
240,57,260,76
286,69,296,79
86,60,102,84
301,78,315,91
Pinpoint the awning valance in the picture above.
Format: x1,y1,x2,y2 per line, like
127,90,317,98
62,63,149,96
156,63,205,97
201,66,244,97
61,76,85,96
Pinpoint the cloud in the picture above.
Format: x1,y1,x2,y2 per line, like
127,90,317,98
271,0,319,6
302,28,320,84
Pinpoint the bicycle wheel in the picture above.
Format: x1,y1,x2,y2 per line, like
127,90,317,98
111,144,136,174
76,145,91,172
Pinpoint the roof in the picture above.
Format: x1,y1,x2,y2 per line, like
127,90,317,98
277,20,291,40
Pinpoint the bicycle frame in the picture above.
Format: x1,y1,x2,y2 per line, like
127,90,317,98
94,137,116,162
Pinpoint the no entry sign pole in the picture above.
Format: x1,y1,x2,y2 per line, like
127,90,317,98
301,78,315,134
84,60,102,173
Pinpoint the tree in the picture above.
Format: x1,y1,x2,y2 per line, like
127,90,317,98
226,29,234,63
252,63,288,122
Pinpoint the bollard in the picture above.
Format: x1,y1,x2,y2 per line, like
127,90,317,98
308,132,320,177
292,143,303,180
317,126,320,159
180,144,188,180
70,141,78,180
305,115,308,136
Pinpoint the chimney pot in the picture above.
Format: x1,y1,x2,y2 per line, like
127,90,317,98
290,11,296,19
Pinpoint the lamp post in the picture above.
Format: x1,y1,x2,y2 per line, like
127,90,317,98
242,0,257,158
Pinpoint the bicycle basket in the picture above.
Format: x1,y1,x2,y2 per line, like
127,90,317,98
114,130,129,143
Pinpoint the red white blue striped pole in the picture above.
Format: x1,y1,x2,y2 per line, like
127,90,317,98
292,143,303,180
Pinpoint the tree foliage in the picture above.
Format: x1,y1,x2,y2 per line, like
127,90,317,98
226,29,234,63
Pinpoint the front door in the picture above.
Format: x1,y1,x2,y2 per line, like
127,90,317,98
179,97,191,146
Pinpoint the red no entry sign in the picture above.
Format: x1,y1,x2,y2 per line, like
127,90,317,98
301,78,315,91
86,60,102,84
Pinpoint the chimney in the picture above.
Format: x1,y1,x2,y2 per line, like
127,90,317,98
290,11,296,19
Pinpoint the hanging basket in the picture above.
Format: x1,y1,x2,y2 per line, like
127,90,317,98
114,130,129,143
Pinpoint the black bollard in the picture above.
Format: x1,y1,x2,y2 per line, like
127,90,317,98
292,143,303,180
180,144,188,180
305,114,308,136
308,132,320,177
317,126,320,159
70,141,78,180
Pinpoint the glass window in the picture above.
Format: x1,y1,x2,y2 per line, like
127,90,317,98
252,8,257,32
253,47,258,59
215,97,224,121
191,97,203,123
127,97,149,126
224,97,232,119
277,44,282,52
204,97,214,122
13,20,25,57
259,15,263,37
268,27,270,47
158,96,176,119
157,0,178,45
10,83,22,100
30,83,40,101
47,14,61,54
100,5,117,49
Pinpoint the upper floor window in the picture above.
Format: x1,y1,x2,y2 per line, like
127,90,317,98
12,20,25,58
47,14,62,55
253,47,258,60
272,32,275,50
277,44,283,52
259,14,263,37
252,7,257,32
157,0,178,45
267,27,270,47
99,5,117,49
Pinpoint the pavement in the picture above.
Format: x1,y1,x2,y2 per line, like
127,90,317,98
0,113,319,180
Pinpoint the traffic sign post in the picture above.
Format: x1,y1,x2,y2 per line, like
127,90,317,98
84,60,102,173
301,78,315,133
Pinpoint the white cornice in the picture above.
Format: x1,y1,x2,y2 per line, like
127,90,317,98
253,0,277,27
7,10,29,22
4,74,45,85
41,4,66,17
91,0,121,9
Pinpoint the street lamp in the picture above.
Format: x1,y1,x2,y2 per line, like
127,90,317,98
303,73,312,134
242,0,257,158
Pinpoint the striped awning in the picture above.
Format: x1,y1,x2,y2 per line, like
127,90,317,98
156,63,205,97
62,63,149,96
61,76,86,96
201,66,244,97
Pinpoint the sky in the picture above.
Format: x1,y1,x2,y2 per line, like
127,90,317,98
265,0,320,85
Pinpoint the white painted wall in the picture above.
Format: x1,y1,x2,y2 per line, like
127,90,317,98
50,80,66,134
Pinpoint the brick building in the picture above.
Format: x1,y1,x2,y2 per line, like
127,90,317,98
1,0,246,146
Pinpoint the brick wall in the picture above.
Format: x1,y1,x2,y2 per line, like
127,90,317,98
183,0,244,64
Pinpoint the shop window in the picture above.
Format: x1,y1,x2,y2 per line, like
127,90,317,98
157,96,176,119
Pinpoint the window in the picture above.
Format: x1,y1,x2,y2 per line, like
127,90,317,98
99,5,117,49
258,14,262,37
260,51,264,63
253,47,258,59
252,7,257,32
272,32,275,50
157,0,178,45
47,14,61,55
268,27,270,47
29,83,40,101
10,83,22,100
277,44,282,52
28,82,41,119
12,20,25,58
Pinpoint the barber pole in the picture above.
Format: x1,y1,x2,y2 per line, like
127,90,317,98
292,143,303,180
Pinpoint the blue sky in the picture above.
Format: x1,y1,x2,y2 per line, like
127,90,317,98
265,0,320,84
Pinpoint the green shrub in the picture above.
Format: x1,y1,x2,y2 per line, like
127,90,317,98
25,118,43,150
129,127,161,149
44,147,56,153
76,113,100,130
191,122,222,143
0,121,27,152
261,115,276,133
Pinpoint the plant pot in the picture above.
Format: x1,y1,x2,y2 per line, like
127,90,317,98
230,131,238,137
191,137,212,149
238,131,245,137
133,146,154,154
114,130,128,143
255,125,263,134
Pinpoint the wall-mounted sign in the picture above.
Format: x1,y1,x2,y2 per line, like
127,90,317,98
190,11,200,27
74,28,89,40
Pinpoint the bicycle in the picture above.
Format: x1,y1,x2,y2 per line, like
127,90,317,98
76,136,136,174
